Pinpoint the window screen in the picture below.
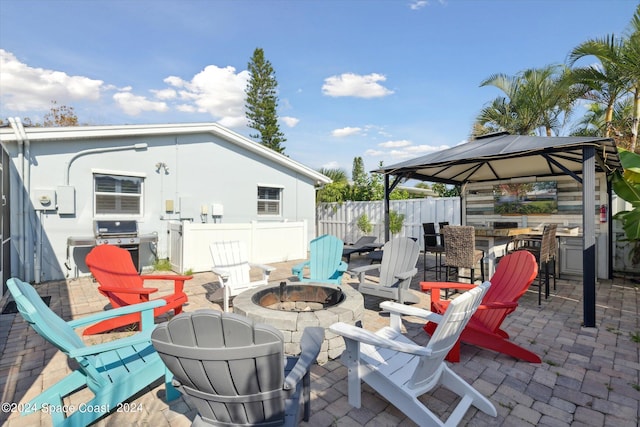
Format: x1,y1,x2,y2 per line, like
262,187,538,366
94,174,143,215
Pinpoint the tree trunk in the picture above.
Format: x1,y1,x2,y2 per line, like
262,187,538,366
604,103,614,138
630,87,639,153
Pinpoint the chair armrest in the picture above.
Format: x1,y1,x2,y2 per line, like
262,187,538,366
211,267,230,280
67,299,166,329
338,261,348,272
379,301,443,323
69,329,156,358
98,285,158,295
476,301,518,310
291,261,309,275
394,268,417,281
329,322,429,356
349,264,380,275
283,327,324,390
420,281,476,291
140,274,192,293
349,263,381,283
249,262,277,273
140,274,193,282
420,281,476,303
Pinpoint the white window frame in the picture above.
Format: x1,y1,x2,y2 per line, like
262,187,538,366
93,169,145,217
257,184,283,217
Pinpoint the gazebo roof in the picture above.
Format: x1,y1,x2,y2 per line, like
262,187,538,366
376,132,621,184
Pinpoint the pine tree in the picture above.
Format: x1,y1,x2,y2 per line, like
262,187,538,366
245,48,286,153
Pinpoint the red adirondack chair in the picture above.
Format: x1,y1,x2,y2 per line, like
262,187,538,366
84,244,192,335
421,250,540,363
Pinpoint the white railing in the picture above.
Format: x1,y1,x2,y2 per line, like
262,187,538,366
169,220,308,273
317,197,461,247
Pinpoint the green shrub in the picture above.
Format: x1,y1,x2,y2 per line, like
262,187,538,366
357,214,373,234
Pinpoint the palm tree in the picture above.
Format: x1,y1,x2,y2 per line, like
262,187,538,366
476,73,539,135
570,98,634,144
476,65,584,136
567,53,629,138
316,167,349,203
568,5,640,152
318,167,348,183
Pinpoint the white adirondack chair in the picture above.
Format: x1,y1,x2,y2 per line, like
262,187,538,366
330,282,496,427
210,241,276,312
352,237,421,304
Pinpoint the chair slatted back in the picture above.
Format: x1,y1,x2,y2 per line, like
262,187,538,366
423,223,439,248
479,251,538,331
411,282,490,387
152,310,287,426
210,241,252,286
379,237,420,286
309,234,344,282
86,245,145,306
540,224,558,263
442,226,476,268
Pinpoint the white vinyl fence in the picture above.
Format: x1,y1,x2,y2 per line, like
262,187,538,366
317,197,461,248
318,195,638,274
169,220,308,273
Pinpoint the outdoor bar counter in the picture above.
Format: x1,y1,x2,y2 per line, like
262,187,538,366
474,225,582,277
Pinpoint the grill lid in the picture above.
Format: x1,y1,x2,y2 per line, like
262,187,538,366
94,220,138,236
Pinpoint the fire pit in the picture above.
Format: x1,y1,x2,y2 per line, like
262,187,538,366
233,282,364,363
252,282,344,312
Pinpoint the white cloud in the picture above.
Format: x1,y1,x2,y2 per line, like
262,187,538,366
410,1,429,10
379,139,412,148
113,91,168,115
163,65,249,126
322,161,341,169
281,116,300,127
0,49,104,111
322,73,394,98
151,88,177,100
365,142,449,162
364,149,385,156
332,127,362,137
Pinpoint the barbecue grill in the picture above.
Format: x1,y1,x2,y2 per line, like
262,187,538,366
67,220,157,275
93,220,141,270
94,220,140,245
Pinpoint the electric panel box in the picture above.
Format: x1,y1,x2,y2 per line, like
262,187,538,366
56,185,76,215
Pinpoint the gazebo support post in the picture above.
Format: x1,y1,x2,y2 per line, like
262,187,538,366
382,173,406,242
384,174,390,242
582,146,596,327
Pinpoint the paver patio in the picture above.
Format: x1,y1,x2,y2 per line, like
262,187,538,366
0,253,639,426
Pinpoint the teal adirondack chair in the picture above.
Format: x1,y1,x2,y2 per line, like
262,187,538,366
6,278,179,427
292,234,348,285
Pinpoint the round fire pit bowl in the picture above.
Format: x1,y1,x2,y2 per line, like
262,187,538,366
233,282,364,363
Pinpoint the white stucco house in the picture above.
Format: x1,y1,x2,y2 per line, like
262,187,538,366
0,120,330,290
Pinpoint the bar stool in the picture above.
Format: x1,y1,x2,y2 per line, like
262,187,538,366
441,226,485,289
423,222,445,280
507,224,557,305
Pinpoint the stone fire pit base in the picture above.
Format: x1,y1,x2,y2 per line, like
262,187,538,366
233,283,364,364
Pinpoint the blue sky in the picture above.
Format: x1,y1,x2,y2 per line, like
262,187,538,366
0,0,637,175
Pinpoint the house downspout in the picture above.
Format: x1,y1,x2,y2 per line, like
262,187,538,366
8,118,27,279
17,121,35,283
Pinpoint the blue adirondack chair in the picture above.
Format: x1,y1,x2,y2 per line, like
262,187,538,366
6,278,179,427
292,234,347,285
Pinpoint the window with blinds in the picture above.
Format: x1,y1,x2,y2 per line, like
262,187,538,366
94,174,143,215
257,186,281,216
